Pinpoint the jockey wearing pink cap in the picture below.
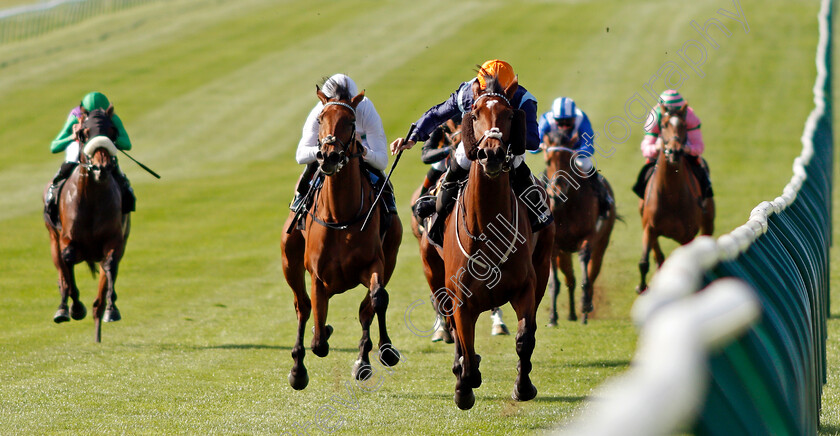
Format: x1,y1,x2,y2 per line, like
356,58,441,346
632,90,713,199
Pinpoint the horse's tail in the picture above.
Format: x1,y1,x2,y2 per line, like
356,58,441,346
86,261,97,278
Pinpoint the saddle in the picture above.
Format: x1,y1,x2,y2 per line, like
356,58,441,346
293,167,392,238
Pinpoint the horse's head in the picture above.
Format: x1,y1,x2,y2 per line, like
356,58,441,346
659,103,688,165
77,106,119,182
314,84,364,176
462,74,526,178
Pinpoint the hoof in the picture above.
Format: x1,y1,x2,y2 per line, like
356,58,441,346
636,285,647,295
431,327,454,343
582,313,589,325
352,360,373,381
311,341,329,358
512,382,538,402
54,308,70,324
70,302,87,321
103,306,121,323
491,324,510,336
288,369,309,390
378,345,401,367
567,313,578,322
454,388,476,410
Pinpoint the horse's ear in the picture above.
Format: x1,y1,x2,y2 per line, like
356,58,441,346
509,109,526,156
106,104,114,117
80,105,89,116
350,90,365,109
470,79,482,103
504,75,519,100
462,111,479,160
316,85,328,104
677,103,688,117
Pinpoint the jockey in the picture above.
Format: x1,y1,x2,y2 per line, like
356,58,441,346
45,92,135,224
538,97,611,218
390,59,552,245
412,117,461,219
291,74,394,215
633,89,713,199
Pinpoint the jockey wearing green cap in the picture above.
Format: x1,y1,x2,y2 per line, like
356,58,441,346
45,92,135,225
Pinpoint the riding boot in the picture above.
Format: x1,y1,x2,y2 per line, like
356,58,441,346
413,167,446,219
369,167,397,214
689,156,714,198
290,162,319,212
112,166,136,213
632,160,656,199
510,163,553,232
426,163,469,245
44,161,78,226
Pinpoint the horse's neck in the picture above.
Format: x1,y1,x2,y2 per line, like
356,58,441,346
546,156,585,201
652,153,689,193
318,160,364,220
461,163,513,233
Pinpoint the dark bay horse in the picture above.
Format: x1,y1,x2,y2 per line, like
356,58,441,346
542,131,616,325
418,75,554,409
637,105,714,293
44,106,129,343
281,85,403,390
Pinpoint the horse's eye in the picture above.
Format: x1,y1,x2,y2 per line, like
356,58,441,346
471,113,477,121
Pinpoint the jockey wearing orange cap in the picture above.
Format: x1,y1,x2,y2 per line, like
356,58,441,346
390,60,549,246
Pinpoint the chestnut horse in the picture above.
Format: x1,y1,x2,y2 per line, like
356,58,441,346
44,106,129,343
637,105,714,292
418,75,554,409
281,85,403,390
542,131,616,325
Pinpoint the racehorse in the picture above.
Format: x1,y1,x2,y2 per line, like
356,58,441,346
637,105,714,293
418,75,554,409
542,131,616,325
281,84,403,390
44,106,130,343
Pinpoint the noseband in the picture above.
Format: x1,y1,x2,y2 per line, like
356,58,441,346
472,93,515,172
317,101,363,172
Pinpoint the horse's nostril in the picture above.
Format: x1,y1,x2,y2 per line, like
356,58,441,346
477,149,487,160
316,151,323,160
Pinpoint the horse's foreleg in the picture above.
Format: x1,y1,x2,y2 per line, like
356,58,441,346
288,276,312,391
637,229,653,294
510,284,538,402
579,245,593,324
452,311,479,410
701,198,715,236
651,237,665,268
309,279,331,358
547,253,560,326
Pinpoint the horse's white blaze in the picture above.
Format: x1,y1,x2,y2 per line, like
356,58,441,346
669,116,681,127
485,100,498,109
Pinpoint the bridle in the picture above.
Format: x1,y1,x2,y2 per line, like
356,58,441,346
660,113,687,158
471,93,515,172
317,101,363,173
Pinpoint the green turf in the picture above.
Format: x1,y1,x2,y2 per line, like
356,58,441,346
0,0,830,434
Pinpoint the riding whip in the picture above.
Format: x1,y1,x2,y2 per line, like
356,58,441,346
119,149,161,179
360,123,416,231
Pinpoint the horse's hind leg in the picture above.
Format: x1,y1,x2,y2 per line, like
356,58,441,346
352,295,375,381
54,241,86,323
547,253,560,326
103,249,123,323
364,270,401,368
510,283,538,402
92,249,122,342
558,251,576,322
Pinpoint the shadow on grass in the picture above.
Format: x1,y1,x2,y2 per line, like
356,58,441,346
819,423,840,435
532,395,586,403
565,359,630,368
120,343,359,353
